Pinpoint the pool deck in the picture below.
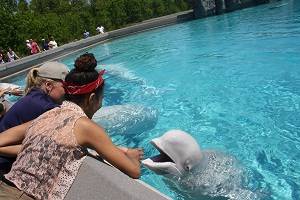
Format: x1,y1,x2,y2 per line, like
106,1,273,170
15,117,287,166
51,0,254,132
65,156,171,200
0,10,194,81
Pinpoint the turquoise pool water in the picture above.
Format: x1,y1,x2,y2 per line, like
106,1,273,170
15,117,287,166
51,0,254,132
5,0,300,199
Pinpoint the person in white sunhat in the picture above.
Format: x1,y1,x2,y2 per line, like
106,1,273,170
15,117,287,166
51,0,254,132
96,25,105,34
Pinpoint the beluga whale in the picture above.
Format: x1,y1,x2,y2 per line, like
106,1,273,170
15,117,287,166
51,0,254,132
142,130,260,200
93,104,158,136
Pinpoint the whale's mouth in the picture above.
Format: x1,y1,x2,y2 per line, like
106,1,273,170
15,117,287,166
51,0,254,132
149,141,175,163
142,139,181,175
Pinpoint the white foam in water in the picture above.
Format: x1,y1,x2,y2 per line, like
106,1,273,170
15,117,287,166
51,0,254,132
104,63,144,82
103,63,161,98
167,151,259,200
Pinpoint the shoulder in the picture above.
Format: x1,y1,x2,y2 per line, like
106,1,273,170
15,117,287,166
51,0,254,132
73,117,106,146
74,117,98,145
21,89,57,110
75,117,102,133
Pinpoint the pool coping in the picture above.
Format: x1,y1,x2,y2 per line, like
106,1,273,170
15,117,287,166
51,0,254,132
65,156,172,200
0,10,194,81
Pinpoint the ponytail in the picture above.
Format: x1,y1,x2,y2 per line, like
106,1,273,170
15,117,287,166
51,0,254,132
25,68,44,94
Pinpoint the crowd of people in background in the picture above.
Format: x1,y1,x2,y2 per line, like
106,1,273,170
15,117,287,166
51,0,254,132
0,35,58,65
26,36,58,56
0,48,19,64
1,26,105,65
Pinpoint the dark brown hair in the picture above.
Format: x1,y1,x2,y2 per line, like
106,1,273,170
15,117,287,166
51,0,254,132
65,53,104,104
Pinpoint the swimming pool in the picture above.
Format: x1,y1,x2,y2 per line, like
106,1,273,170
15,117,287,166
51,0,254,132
5,0,300,199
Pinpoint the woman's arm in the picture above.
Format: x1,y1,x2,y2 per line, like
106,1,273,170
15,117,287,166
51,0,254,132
74,117,142,179
0,122,30,147
0,145,22,157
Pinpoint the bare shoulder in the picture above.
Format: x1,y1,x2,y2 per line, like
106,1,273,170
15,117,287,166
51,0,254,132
75,117,105,133
74,117,106,146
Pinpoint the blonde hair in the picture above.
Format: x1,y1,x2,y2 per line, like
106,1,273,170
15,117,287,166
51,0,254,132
25,68,50,94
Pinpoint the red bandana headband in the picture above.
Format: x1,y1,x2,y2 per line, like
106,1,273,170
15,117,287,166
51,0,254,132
64,70,105,95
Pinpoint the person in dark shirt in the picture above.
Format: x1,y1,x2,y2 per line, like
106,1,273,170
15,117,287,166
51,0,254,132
41,38,49,51
0,61,69,174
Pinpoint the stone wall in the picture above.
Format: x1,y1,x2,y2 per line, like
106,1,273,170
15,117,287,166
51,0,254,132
189,0,270,18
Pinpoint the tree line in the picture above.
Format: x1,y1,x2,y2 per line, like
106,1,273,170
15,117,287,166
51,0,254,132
0,0,190,57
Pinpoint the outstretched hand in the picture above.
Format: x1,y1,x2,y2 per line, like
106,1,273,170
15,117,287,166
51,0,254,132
7,88,24,96
0,87,24,97
118,147,144,162
126,148,144,162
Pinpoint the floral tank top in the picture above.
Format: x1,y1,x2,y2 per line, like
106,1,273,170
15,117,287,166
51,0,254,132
5,101,88,200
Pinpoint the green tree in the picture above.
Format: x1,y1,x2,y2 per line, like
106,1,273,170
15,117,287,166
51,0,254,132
109,0,127,29
0,8,17,51
125,0,143,23
18,0,29,13
93,0,112,30
141,0,154,20
0,0,17,12
152,0,166,17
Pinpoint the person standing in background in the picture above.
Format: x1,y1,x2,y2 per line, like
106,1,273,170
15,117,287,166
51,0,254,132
96,26,105,34
83,30,90,38
0,48,5,64
30,39,41,55
7,48,19,62
48,36,58,49
25,40,31,55
41,39,49,51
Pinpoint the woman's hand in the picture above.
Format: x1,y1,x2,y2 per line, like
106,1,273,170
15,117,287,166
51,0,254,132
118,147,144,163
10,88,24,96
0,87,24,97
125,148,144,162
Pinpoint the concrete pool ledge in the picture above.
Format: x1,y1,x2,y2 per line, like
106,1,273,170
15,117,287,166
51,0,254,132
65,156,171,200
0,10,194,81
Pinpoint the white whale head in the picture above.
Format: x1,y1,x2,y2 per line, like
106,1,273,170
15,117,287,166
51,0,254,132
142,130,203,176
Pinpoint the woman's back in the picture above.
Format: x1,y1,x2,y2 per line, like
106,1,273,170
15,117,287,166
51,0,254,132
0,88,58,132
6,101,87,200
